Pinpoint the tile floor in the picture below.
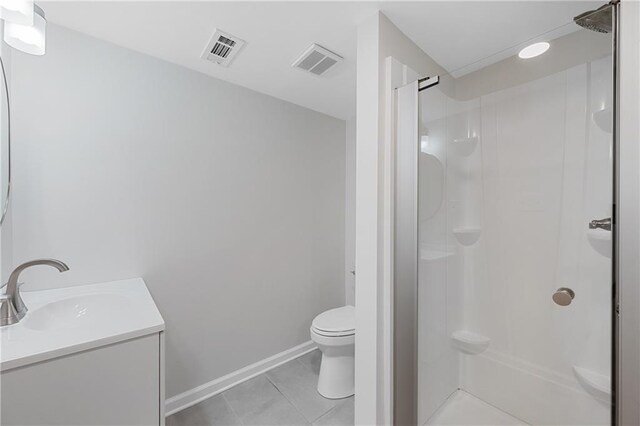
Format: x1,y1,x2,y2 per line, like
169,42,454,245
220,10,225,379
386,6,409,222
166,350,354,426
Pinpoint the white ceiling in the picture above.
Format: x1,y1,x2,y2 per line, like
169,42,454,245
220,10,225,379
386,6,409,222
41,1,601,120
383,1,601,76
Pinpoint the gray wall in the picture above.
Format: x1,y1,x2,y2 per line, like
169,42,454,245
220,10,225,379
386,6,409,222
9,24,346,398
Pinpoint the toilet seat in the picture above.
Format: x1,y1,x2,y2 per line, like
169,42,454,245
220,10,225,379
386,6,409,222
311,305,355,337
311,327,355,338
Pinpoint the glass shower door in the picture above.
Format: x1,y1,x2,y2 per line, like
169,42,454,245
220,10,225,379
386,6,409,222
415,13,614,426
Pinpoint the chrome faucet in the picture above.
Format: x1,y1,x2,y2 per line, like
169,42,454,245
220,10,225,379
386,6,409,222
589,217,612,231
1,259,69,326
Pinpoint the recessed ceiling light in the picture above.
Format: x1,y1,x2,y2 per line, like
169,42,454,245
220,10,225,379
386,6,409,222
518,42,550,59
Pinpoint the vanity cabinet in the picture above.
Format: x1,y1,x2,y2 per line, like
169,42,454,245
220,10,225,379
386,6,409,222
0,278,165,426
1,332,165,426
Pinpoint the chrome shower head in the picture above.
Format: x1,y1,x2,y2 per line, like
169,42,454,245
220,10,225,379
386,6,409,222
574,4,613,33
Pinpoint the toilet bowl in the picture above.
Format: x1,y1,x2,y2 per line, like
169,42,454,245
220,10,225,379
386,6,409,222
310,305,355,399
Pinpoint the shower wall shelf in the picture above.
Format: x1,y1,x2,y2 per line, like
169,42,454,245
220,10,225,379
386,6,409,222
587,229,611,258
453,227,481,246
420,249,455,262
451,330,490,355
450,136,479,157
573,366,611,402
592,107,612,133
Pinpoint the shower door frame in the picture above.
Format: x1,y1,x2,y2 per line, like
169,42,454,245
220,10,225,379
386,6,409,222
613,1,640,424
392,2,633,423
612,3,620,424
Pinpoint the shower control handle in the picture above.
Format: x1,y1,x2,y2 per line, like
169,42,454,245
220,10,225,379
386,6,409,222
553,287,575,306
589,217,612,231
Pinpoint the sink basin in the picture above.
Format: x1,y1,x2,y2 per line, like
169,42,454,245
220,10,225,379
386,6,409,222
23,293,134,331
1,278,164,372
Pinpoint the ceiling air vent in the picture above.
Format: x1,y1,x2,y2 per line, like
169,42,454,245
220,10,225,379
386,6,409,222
292,44,343,76
201,29,245,67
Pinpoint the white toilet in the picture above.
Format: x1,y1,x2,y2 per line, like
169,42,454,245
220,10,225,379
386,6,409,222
310,305,355,399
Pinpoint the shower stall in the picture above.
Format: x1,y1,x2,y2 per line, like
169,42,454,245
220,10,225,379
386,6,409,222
394,3,617,425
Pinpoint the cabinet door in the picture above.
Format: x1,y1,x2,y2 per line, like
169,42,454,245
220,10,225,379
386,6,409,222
1,334,160,425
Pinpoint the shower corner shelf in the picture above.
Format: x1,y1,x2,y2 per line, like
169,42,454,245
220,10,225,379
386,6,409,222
592,107,613,134
420,249,455,262
451,330,490,355
573,366,611,402
450,136,479,157
453,227,482,246
587,229,612,258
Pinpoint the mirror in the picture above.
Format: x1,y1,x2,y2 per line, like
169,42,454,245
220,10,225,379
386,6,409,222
0,53,9,228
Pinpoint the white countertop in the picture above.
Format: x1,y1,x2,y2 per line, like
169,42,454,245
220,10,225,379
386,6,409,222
1,278,165,372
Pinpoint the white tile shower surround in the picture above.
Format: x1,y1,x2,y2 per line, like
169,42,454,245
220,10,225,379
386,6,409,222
426,390,527,426
166,350,354,426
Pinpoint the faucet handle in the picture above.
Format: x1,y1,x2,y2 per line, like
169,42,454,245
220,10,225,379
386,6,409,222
0,280,18,290
1,280,24,291
0,281,26,315
589,217,612,231
0,293,24,326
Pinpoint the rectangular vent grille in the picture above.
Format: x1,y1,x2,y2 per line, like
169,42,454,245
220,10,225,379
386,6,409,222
201,30,245,67
292,44,343,77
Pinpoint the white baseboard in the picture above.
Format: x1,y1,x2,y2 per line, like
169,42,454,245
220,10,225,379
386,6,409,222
165,340,317,416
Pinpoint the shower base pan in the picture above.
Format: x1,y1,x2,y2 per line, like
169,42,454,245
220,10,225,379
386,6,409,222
425,390,528,426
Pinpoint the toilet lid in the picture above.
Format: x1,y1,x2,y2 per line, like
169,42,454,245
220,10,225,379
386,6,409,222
312,305,355,333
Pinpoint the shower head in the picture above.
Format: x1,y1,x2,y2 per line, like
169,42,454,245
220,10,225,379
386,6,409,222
573,4,613,33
